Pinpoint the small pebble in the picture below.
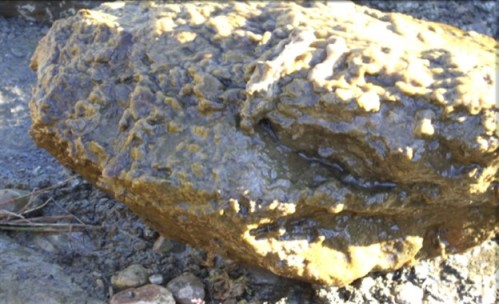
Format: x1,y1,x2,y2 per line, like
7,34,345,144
153,236,185,254
359,276,376,294
132,241,147,251
111,264,149,290
10,46,24,58
152,236,174,253
247,266,280,285
110,284,175,304
167,272,205,304
142,226,158,239
0,188,30,212
32,235,57,253
394,282,424,304
149,273,164,285
413,263,430,280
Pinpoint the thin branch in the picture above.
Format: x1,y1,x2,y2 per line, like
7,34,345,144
20,196,53,216
0,175,78,206
0,209,29,221
0,222,99,233
53,199,86,226
0,175,101,234
9,215,75,224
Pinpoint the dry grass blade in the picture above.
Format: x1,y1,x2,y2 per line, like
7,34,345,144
9,215,76,224
19,196,53,217
0,175,78,207
0,175,100,233
0,209,27,221
0,222,94,233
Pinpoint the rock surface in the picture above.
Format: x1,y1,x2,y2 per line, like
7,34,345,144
167,272,206,304
0,234,103,304
111,264,150,290
110,284,175,304
29,1,498,286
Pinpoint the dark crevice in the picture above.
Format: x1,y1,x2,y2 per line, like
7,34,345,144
259,118,280,143
257,118,397,192
234,113,242,129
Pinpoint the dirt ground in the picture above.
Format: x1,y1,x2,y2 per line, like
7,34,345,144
0,1,497,303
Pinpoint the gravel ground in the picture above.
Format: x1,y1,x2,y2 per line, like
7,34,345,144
353,0,498,39
0,1,497,303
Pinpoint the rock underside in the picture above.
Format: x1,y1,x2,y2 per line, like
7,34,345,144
29,1,498,286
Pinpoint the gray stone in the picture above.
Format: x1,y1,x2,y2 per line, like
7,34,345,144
247,266,281,285
207,269,246,302
0,234,103,304
359,276,376,294
29,1,498,286
394,282,424,304
0,188,30,213
413,263,430,281
423,278,459,303
10,46,25,58
111,264,149,290
152,236,185,254
31,232,93,254
110,284,175,304
167,272,205,304
148,274,164,285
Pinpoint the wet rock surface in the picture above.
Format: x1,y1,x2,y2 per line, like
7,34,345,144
29,1,497,286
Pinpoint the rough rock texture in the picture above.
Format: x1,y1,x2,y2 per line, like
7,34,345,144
29,1,498,286
0,234,103,304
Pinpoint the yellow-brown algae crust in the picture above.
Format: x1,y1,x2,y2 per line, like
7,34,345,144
29,2,498,286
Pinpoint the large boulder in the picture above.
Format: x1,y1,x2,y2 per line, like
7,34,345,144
29,1,498,286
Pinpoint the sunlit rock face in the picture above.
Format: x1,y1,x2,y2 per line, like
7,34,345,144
29,1,498,286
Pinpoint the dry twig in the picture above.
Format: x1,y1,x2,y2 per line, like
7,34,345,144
0,175,100,233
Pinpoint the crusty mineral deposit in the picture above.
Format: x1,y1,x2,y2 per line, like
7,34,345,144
29,1,498,286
